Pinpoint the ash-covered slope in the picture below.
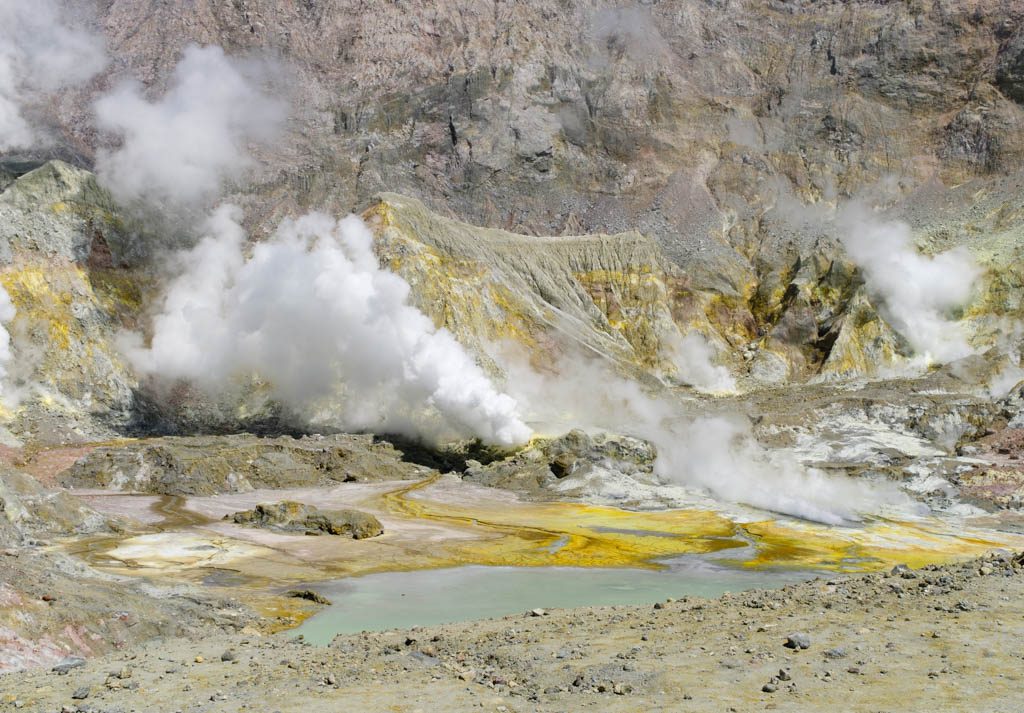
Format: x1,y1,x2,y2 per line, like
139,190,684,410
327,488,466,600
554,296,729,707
366,192,724,379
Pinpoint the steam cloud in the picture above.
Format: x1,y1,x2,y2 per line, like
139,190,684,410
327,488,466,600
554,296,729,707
670,332,736,393
94,44,286,212
504,353,907,524
0,285,13,399
990,361,1024,400
0,0,103,400
650,414,906,525
0,0,106,150
122,207,532,447
839,209,981,364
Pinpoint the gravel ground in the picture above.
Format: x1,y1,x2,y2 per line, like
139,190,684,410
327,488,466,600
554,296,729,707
4,551,1024,713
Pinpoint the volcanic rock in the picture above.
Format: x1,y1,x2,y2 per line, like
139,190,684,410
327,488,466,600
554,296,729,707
227,501,383,539
62,433,418,496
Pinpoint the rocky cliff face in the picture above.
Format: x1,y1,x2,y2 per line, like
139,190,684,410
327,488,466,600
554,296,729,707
3,1,1024,439
1,160,1021,441
0,162,145,443
73,2,1024,364
69,1,1022,266
366,192,722,380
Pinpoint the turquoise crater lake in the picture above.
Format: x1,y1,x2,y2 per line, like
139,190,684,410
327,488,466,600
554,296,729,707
292,555,817,644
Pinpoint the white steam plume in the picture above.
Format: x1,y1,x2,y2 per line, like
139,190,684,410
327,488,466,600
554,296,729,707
121,206,532,447
503,351,910,525
0,284,13,385
0,285,14,402
839,208,981,364
0,0,106,150
669,331,736,393
987,327,1024,400
94,44,286,212
649,415,908,525
990,361,1024,400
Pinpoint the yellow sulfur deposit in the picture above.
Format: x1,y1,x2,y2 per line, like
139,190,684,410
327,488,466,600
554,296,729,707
378,476,1024,575
381,476,744,569
79,475,1024,600
737,518,1024,572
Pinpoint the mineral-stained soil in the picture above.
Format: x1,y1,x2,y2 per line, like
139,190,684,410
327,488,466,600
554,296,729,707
4,406,1024,711
0,546,263,674
3,552,1023,713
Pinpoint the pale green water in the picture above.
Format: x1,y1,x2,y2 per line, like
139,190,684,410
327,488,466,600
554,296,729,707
292,556,818,645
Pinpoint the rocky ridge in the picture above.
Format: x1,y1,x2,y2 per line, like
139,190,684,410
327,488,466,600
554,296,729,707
61,433,419,496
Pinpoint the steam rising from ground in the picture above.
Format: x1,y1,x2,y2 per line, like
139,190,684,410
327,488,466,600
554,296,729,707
122,207,532,447
0,18,937,521
0,286,13,402
838,208,981,363
988,330,1024,400
504,353,908,524
990,362,1024,400
670,332,736,393
0,0,105,405
0,0,106,150
94,45,286,212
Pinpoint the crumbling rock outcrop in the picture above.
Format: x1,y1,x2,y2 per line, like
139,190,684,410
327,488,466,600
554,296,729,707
3,158,1023,445
0,161,146,443
996,31,1024,105
227,501,383,539
0,467,118,545
62,434,422,496
463,429,656,498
